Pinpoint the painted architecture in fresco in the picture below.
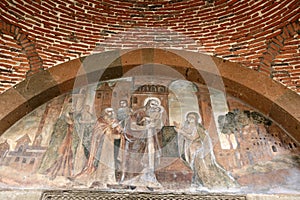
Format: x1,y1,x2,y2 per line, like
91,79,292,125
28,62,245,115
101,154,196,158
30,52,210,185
0,77,299,194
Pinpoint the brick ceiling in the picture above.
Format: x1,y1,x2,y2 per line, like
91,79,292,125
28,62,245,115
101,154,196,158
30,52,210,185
0,0,299,94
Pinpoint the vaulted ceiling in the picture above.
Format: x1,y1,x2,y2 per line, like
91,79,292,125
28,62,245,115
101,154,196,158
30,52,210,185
0,0,299,94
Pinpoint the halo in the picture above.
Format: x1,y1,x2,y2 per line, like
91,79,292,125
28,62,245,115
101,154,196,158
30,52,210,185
185,111,202,124
143,97,161,106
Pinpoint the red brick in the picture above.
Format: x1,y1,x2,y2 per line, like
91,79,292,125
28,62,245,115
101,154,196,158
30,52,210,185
286,23,295,34
265,29,281,40
269,42,281,51
267,47,278,58
259,66,272,75
0,0,298,95
215,0,227,6
16,33,25,42
283,26,292,38
272,38,284,48
291,21,299,31
279,10,299,28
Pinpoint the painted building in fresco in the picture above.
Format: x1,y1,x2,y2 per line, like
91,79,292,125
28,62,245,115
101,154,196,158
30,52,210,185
0,77,299,194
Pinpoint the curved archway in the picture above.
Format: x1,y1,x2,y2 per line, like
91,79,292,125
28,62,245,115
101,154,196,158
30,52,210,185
0,48,299,144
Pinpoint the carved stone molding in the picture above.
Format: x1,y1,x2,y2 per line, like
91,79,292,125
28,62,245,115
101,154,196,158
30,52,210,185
40,190,247,200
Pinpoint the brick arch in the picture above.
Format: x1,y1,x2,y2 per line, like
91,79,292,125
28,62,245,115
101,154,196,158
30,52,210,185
259,21,300,75
0,19,43,75
0,48,299,143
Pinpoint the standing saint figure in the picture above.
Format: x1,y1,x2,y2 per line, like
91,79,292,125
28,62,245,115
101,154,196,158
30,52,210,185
117,100,132,129
124,97,165,188
73,105,95,175
175,112,206,168
76,107,123,187
116,100,132,181
175,111,237,188
39,104,79,180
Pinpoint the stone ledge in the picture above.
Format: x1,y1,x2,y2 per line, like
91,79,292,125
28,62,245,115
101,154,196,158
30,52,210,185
0,190,299,200
40,190,247,200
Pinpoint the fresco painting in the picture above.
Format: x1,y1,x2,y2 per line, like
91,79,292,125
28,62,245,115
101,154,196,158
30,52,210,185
0,77,299,194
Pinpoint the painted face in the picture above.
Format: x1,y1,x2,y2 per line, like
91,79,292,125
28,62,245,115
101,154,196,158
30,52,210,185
155,107,161,112
120,100,127,107
149,100,159,108
105,108,114,117
187,114,196,123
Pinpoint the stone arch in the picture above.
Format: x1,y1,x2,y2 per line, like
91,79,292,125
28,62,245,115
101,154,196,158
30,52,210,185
0,48,299,144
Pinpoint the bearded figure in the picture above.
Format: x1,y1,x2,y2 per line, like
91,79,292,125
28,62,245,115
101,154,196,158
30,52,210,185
175,112,238,188
76,107,123,187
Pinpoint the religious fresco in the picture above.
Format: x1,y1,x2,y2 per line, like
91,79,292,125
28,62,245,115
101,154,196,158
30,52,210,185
0,77,299,194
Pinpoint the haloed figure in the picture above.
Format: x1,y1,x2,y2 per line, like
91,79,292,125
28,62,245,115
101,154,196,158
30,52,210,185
175,112,205,169
124,98,165,188
175,111,237,188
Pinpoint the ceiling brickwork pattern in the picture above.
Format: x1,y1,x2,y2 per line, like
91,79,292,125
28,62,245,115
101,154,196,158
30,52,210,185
0,0,299,93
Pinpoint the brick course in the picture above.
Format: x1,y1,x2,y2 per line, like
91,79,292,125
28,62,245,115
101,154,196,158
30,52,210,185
0,0,299,94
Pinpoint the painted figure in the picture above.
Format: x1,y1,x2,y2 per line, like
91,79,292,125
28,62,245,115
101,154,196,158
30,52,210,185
73,105,95,175
175,112,237,188
76,107,123,187
124,97,165,188
175,112,205,168
39,104,79,179
116,100,132,181
117,100,132,129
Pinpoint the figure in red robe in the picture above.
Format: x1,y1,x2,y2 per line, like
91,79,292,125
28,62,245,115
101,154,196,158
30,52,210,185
76,107,123,187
